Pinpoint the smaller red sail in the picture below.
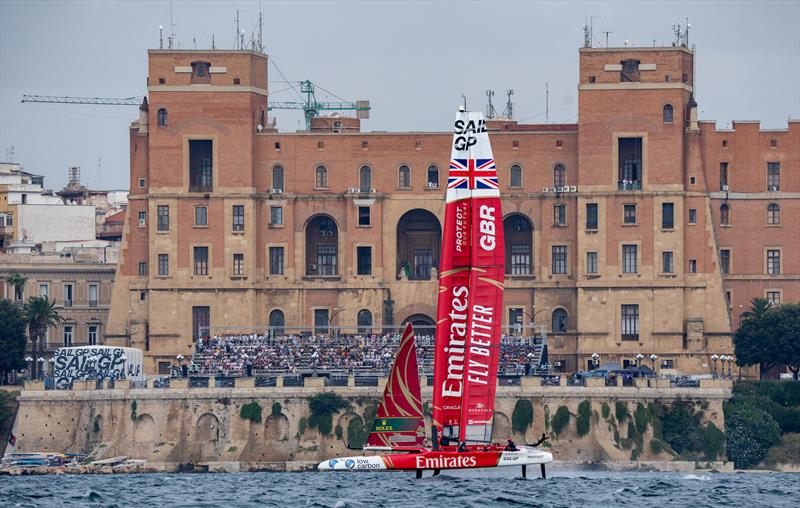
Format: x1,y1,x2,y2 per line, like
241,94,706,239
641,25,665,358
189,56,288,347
366,323,426,449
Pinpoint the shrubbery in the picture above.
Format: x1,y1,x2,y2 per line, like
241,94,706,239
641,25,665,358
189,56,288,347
512,399,534,434
240,401,262,423
347,416,367,448
576,401,591,437
726,404,780,469
601,402,610,420
308,393,350,436
764,433,800,466
271,402,282,417
615,401,628,423
552,406,570,436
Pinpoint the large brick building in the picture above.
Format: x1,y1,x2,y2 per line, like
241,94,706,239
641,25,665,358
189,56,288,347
105,46,799,376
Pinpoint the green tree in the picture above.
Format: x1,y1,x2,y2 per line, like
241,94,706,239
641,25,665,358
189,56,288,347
22,296,64,378
726,405,780,469
511,399,534,434
6,273,27,303
0,300,27,384
739,297,772,322
735,304,800,380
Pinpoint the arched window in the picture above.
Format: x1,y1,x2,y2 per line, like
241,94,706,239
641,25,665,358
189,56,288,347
663,104,673,123
157,108,168,127
553,164,566,187
552,309,567,334
504,214,533,275
720,203,730,225
357,309,373,334
306,215,338,275
427,165,439,188
268,309,285,337
315,165,328,188
398,165,411,188
397,209,442,280
767,203,780,225
510,164,522,187
359,165,372,192
272,165,284,191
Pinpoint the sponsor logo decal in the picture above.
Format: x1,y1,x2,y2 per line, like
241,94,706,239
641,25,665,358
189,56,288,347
328,459,338,468
415,455,478,469
345,459,355,469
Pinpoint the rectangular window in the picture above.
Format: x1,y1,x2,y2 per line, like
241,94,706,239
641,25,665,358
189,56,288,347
689,259,697,273
586,251,598,274
720,249,730,274
138,262,148,276
158,254,169,276
662,251,674,273
194,246,209,275
192,306,210,340
194,206,207,226
138,211,146,225
510,244,532,275
720,162,729,190
270,206,283,226
63,284,73,307
586,203,598,230
661,359,675,369
88,325,98,346
767,162,780,191
232,205,244,231
688,208,697,224
553,204,566,226
358,206,371,226
509,308,524,334
88,283,98,307
314,309,330,334
138,178,146,188
157,205,169,231
357,246,372,275
413,249,433,280
38,283,48,297
621,304,639,340
63,325,74,347
767,250,780,275
269,247,284,275
189,140,213,192
622,245,638,273
766,291,781,305
618,137,643,190
662,202,674,229
726,290,732,307
624,204,637,224
233,253,244,275
317,244,337,276
551,246,567,275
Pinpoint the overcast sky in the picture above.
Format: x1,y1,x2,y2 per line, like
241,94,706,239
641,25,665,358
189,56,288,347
1,0,798,190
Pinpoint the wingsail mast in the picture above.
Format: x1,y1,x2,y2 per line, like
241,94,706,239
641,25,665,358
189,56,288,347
432,108,505,446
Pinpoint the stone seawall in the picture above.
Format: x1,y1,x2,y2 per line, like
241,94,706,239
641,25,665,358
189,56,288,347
9,381,731,467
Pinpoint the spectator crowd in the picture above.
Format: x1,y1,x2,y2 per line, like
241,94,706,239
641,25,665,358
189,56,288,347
184,332,545,378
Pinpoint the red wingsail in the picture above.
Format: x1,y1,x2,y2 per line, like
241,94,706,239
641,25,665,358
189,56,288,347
365,323,425,449
433,109,504,445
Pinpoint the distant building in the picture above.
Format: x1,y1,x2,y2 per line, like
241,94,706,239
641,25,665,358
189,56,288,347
105,46,798,377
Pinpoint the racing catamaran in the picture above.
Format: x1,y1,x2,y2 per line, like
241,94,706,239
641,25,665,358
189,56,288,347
318,108,553,477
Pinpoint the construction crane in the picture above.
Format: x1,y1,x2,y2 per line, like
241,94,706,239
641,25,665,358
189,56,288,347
22,80,371,131
21,95,144,106
268,80,370,130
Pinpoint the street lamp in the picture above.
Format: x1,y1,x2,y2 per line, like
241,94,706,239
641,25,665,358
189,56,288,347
635,353,644,369
25,356,33,379
711,354,719,378
330,307,348,338
37,357,45,380
650,354,658,376
591,352,599,371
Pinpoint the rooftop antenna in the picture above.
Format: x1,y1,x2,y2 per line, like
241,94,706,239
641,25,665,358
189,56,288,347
684,18,691,47
545,82,549,123
257,2,264,53
5,145,15,162
582,20,591,48
502,89,514,119
485,90,496,119
193,37,197,49
602,30,613,47
234,10,240,49
212,34,216,50
168,0,175,49
462,94,467,111
97,156,102,189
159,25,164,49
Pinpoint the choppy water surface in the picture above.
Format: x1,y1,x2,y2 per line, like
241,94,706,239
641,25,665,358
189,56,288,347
2,470,799,507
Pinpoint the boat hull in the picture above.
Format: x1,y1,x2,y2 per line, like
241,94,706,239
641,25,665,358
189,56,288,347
318,446,552,471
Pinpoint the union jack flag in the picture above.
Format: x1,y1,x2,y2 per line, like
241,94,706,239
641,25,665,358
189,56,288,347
448,159,498,190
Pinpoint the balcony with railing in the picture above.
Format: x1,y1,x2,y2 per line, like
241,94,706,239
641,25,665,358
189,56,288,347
618,180,642,191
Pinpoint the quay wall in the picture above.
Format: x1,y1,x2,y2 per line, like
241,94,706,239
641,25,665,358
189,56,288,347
9,380,731,467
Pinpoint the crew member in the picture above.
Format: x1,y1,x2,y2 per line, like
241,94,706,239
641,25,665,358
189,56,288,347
505,438,517,451
457,441,467,452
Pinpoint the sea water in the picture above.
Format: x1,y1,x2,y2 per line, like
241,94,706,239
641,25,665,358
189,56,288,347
2,470,798,507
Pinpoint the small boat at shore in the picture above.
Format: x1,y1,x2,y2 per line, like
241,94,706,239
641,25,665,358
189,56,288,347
319,108,553,478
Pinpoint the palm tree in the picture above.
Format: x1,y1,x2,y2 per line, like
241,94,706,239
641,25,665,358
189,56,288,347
23,296,64,378
740,297,773,322
6,273,27,304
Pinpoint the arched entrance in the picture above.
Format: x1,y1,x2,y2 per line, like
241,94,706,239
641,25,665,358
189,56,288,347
396,209,441,280
305,215,338,276
504,213,533,275
402,314,435,337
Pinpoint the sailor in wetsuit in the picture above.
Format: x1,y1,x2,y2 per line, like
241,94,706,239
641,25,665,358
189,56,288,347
457,441,467,452
505,438,518,451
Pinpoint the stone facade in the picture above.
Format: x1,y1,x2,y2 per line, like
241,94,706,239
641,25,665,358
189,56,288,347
105,46,799,376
